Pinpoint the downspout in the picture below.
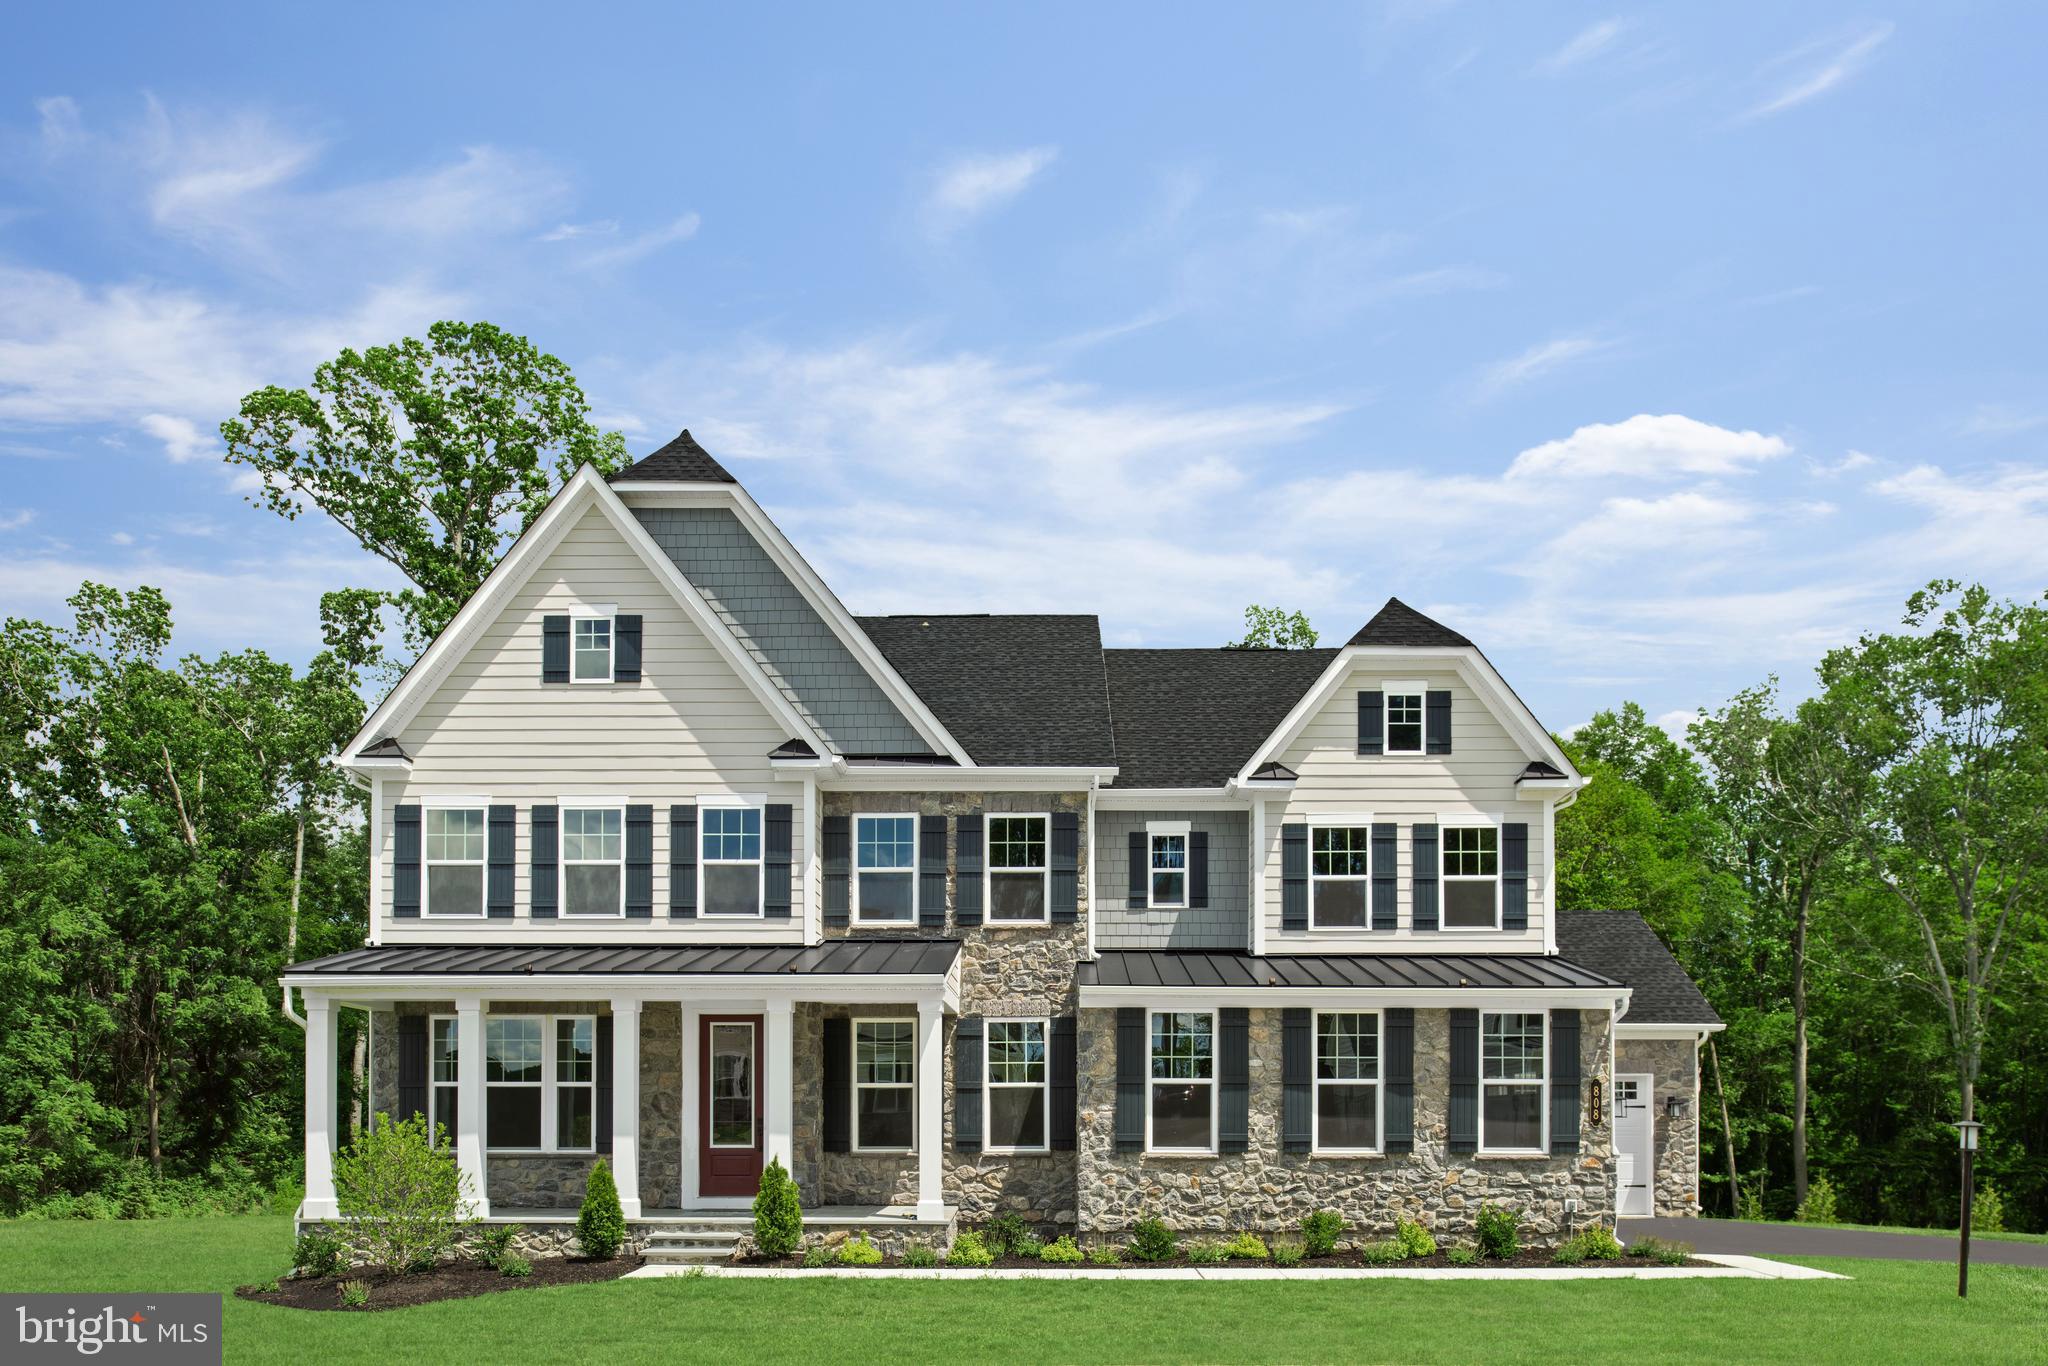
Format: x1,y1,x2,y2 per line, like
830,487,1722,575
1084,774,1099,961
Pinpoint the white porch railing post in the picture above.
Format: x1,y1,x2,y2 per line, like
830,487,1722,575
457,999,490,1218
611,997,643,1218
765,999,795,1177
302,995,339,1220
916,997,946,1220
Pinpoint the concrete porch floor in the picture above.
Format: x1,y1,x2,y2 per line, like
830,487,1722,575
483,1204,957,1226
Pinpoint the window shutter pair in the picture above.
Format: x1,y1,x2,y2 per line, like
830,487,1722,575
625,806,654,918
669,804,697,917
1113,1008,1145,1151
540,614,641,682
487,806,516,918
393,806,421,917
1129,828,1210,909
1050,812,1079,923
1282,1007,1415,1152
822,1017,851,1152
1503,824,1529,932
595,1015,616,1155
954,815,984,926
1371,823,1397,931
1550,1010,1582,1154
822,816,851,928
952,1017,983,1153
948,1015,1078,1152
530,806,559,918
396,1014,428,1123
1448,1008,1479,1153
919,815,948,929
764,804,793,919
1280,823,1309,931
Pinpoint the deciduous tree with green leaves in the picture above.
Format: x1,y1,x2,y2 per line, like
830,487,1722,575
1225,605,1318,649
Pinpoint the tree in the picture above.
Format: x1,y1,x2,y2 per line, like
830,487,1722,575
221,321,629,659
1225,605,1318,650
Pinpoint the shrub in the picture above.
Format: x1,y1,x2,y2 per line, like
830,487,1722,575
1552,1243,1586,1265
1271,1241,1305,1268
332,1111,473,1274
1010,1232,1044,1259
838,1232,883,1266
983,1212,1032,1257
1128,1216,1177,1263
1087,1244,1122,1266
1039,1235,1085,1264
1656,1240,1693,1267
1561,1225,1624,1262
292,1230,346,1277
1185,1239,1226,1264
1736,1184,1766,1222
1474,1205,1520,1259
1301,1209,1345,1258
903,1244,939,1268
751,1158,803,1258
801,1244,833,1268
337,1279,370,1308
472,1225,517,1268
1394,1218,1437,1259
1446,1245,1480,1267
1795,1175,1838,1225
576,1158,627,1260
1361,1240,1406,1266
1973,1182,2007,1233
1625,1236,1662,1259
946,1231,994,1267
498,1253,533,1278
1223,1231,1270,1260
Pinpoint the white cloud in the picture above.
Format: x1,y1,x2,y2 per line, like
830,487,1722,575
1809,449,1874,477
1655,708,1701,743
923,147,1057,236
108,531,135,546
1957,404,2047,438
1535,19,1629,75
1477,334,1613,396
1739,21,1895,122
0,509,33,532
140,413,210,463
540,219,619,242
1507,413,1790,480
571,212,700,272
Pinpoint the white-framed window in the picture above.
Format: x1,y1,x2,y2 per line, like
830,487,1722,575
572,614,614,683
854,814,917,924
987,814,1049,924
700,799,765,917
1148,1010,1216,1153
852,1018,914,1152
554,1016,596,1151
1310,822,1372,929
423,805,486,917
985,1018,1049,1153
484,1013,597,1153
430,1015,459,1141
1383,681,1425,754
1147,822,1189,910
1313,1010,1381,1154
1480,1011,1547,1154
560,806,625,917
1442,823,1501,930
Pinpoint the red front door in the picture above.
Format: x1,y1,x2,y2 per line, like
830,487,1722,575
699,1015,764,1197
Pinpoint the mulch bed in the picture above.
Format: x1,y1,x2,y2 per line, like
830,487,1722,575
738,1249,1704,1271
237,1255,645,1312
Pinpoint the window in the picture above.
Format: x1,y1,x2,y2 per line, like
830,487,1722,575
561,806,624,916
985,1019,1049,1152
1384,688,1424,754
1314,1011,1380,1153
709,1022,756,1147
1443,825,1500,929
853,1019,914,1151
854,814,917,924
1148,824,1188,909
1481,1012,1546,1153
700,804,763,916
555,1017,596,1151
423,806,485,917
485,1016,543,1150
572,616,613,682
1148,1011,1215,1152
987,815,1048,923
482,1013,597,1152
430,1016,459,1141
1310,824,1371,928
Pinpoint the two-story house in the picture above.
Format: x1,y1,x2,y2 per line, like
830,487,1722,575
284,430,1721,1251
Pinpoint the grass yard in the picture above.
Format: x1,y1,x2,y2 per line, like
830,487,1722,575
2,1217,2045,1365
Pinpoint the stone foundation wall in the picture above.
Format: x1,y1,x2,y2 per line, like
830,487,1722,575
1617,1037,1700,1216
293,1220,647,1266
1075,1007,1614,1247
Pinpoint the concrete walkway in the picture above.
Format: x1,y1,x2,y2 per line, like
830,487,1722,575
627,1254,1841,1282
1621,1217,2048,1269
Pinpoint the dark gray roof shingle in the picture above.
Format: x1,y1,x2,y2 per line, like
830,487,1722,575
856,615,1118,768
1082,950,1621,992
1346,597,1472,648
288,939,960,978
610,429,738,484
1103,648,1337,788
1555,910,1722,1026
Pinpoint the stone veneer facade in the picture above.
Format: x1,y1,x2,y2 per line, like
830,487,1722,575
1616,1037,1701,1216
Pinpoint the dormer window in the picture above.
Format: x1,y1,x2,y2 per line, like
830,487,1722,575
1383,682,1425,754
572,616,614,682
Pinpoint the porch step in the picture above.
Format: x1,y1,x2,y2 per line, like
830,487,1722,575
642,1226,743,1264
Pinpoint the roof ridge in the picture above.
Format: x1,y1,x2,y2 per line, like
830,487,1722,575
610,428,739,484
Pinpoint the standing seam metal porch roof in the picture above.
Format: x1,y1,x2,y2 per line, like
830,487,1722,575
1080,950,1623,992
285,940,961,978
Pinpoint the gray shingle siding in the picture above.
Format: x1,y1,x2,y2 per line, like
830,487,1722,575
1093,809,1248,951
632,507,933,755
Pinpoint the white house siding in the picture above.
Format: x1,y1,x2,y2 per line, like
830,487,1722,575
1259,662,1553,953
377,504,808,944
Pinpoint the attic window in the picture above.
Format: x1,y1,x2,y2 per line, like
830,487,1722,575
572,616,614,682
1383,681,1425,754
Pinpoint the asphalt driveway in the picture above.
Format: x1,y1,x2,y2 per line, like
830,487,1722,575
1620,1216,2048,1269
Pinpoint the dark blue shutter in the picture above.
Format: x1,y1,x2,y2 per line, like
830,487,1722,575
1281,823,1309,931
393,805,421,918
1281,1008,1311,1153
919,814,947,929
822,1017,851,1152
596,1015,615,1154
1371,822,1398,931
541,614,570,683
1503,823,1529,931
397,1014,427,1123
669,804,696,918
625,805,654,918
1357,690,1384,755
1425,689,1452,754
1189,830,1209,909
1127,830,1148,908
1449,1009,1479,1153
1550,1011,1582,1155
1412,824,1440,932
1050,1016,1077,1151
486,805,516,918
530,805,558,918
1219,1008,1250,1153
954,815,983,927
822,815,850,928
953,1017,983,1152
764,804,793,919
1114,1008,1145,1151
1050,811,1079,923
1384,1008,1415,1152
613,614,642,682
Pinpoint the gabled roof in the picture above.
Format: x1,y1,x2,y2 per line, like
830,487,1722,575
1346,596,1472,648
856,615,1118,768
768,738,819,760
1555,910,1722,1027
1521,760,1568,781
610,429,737,484
1104,649,1337,788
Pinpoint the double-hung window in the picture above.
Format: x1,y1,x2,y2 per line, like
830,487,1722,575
700,802,764,916
1480,1012,1546,1153
985,1019,1049,1152
854,814,916,924
987,815,1048,924
483,1014,596,1152
1310,824,1371,928
1314,1011,1380,1153
1384,683,1424,754
1148,1011,1215,1152
423,806,486,916
430,1016,459,1141
1442,824,1501,930
561,806,624,916
485,1016,544,1150
554,1017,596,1151
853,1019,914,1151
1148,823,1188,909
572,615,614,682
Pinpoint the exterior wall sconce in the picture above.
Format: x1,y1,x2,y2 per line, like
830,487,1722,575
1665,1095,1687,1120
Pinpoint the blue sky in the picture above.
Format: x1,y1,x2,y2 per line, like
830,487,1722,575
4,2,2046,733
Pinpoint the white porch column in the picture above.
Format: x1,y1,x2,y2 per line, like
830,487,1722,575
611,997,643,1218
302,995,339,1220
456,999,489,1218
764,998,795,1173
915,997,946,1219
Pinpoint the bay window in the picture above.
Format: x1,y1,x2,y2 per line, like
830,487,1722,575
1314,1011,1380,1153
1148,1011,1215,1152
1481,1011,1546,1153
985,1019,1049,1152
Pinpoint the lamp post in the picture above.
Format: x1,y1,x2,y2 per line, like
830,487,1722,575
1956,1120,1983,1299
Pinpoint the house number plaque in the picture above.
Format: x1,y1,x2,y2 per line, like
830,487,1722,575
1588,1077,1604,1126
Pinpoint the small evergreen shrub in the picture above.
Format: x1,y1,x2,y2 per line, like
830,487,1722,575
1128,1216,1177,1263
1560,1225,1624,1261
1087,1244,1121,1266
903,1244,939,1268
472,1225,517,1268
1185,1240,1226,1264
1795,1175,1838,1225
1039,1235,1085,1264
337,1279,370,1308
576,1158,627,1260
498,1253,533,1278
1474,1205,1520,1259
1301,1209,1345,1258
751,1158,804,1258
332,1111,473,1274
983,1212,1032,1257
946,1231,994,1267
1361,1240,1406,1266
1223,1231,1270,1260
1973,1182,2007,1233
1656,1241,1693,1267
838,1232,883,1266
293,1230,346,1277
1394,1218,1437,1259
1446,1245,1480,1267
801,1244,833,1268
1271,1242,1305,1268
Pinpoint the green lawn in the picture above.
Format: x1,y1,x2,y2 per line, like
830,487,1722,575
2,1217,2044,1365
